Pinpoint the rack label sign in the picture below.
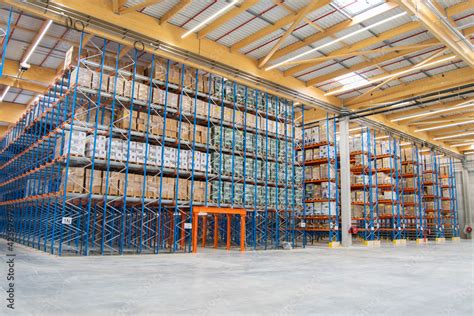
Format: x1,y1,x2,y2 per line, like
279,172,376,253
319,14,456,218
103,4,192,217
62,217,72,225
184,223,192,229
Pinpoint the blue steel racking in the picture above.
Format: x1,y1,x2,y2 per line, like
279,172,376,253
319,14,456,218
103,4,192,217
0,7,12,77
447,158,460,239
0,31,303,255
298,114,340,247
422,150,444,241
350,127,380,244
400,144,426,242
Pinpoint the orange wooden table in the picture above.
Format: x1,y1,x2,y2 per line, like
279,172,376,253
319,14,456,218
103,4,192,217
192,207,246,253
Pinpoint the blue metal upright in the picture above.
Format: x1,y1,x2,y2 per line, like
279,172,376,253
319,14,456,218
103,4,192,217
0,7,12,77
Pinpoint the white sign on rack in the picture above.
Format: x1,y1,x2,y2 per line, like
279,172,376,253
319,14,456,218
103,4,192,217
62,217,72,225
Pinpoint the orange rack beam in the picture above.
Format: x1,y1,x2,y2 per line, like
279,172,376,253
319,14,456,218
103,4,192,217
192,206,246,253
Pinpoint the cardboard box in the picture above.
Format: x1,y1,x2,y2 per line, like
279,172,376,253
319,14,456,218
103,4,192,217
181,95,193,113
108,76,125,96
116,108,139,131
70,67,92,88
153,88,165,105
91,71,109,92
84,169,102,194
63,167,85,193
162,177,175,200
61,130,86,156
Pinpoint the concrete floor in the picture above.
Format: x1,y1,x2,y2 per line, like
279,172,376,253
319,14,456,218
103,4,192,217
1,240,473,315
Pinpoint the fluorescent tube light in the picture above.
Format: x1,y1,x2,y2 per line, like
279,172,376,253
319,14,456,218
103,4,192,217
21,19,53,66
391,100,474,122
433,132,474,140
415,120,474,132
450,142,474,147
181,0,239,38
0,86,10,102
419,149,431,152
265,11,408,71
326,55,456,96
375,135,389,140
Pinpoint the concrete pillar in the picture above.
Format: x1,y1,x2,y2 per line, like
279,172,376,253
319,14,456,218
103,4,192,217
461,164,472,239
339,117,352,247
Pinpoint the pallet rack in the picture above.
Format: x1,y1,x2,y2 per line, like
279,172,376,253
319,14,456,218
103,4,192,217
400,144,426,243
350,127,381,245
0,32,303,255
0,7,12,77
298,115,340,247
438,157,460,240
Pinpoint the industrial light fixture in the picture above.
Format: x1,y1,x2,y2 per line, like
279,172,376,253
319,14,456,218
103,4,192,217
433,132,474,140
450,142,474,147
415,120,474,132
391,100,474,122
464,151,474,155
375,135,389,140
181,0,239,38
326,55,456,96
419,149,431,152
21,19,53,68
265,11,408,71
0,86,10,102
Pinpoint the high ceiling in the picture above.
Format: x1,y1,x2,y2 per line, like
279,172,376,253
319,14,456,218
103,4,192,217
0,0,473,154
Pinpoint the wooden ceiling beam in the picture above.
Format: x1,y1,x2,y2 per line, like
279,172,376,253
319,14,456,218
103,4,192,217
305,39,441,86
230,0,331,52
197,0,258,39
119,0,163,15
0,77,47,94
111,0,127,14
306,21,473,87
2,59,57,84
325,52,456,96
345,68,474,108
258,2,316,68
0,102,27,124
407,114,474,126
284,21,421,77
160,0,192,25
446,0,474,17
397,0,474,67
386,98,474,122
283,44,438,66
265,2,399,65
427,125,474,137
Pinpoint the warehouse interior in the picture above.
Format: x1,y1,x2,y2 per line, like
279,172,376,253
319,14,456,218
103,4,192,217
0,0,473,314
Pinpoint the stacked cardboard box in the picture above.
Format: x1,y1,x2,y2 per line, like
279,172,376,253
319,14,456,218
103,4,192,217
58,130,86,157
85,135,107,159
63,167,86,193
84,169,103,194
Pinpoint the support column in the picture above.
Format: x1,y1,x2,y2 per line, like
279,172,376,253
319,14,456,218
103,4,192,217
339,117,352,247
461,163,472,239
